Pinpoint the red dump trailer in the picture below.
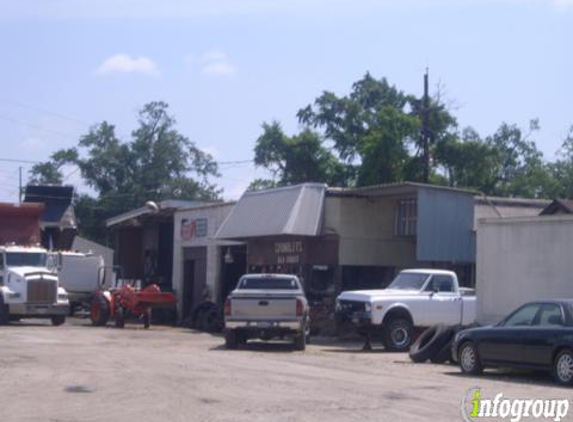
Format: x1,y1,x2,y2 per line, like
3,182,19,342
0,202,44,245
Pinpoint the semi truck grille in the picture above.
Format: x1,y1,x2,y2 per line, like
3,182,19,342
27,280,57,304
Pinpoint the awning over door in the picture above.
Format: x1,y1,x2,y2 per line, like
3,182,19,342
215,183,326,239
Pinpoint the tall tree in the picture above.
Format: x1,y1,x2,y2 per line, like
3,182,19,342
548,126,573,199
250,121,348,189
29,101,220,242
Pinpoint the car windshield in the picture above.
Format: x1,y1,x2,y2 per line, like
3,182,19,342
387,273,430,291
5,252,47,267
238,277,299,290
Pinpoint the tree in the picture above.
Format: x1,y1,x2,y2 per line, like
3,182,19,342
251,121,349,188
29,101,220,242
435,121,557,198
486,120,552,198
435,128,499,192
295,73,458,186
548,126,573,199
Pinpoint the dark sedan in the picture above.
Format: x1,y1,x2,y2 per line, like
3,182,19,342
452,300,573,385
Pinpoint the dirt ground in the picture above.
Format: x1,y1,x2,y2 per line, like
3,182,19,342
0,318,571,422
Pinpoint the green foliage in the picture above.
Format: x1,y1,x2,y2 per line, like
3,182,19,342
29,101,220,242
547,126,573,199
255,73,564,199
253,121,349,187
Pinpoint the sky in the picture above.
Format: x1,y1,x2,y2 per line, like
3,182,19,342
0,0,571,203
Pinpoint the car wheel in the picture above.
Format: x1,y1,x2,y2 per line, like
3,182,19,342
554,349,573,385
383,318,413,351
225,330,238,350
459,341,483,375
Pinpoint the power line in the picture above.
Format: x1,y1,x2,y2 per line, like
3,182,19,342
0,157,39,164
0,98,90,127
0,114,80,139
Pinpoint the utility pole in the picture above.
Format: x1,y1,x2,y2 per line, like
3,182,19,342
19,166,22,203
422,68,430,183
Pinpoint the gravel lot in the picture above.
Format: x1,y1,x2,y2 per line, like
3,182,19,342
0,318,571,422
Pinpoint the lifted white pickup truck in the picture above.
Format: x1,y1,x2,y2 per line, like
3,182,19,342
224,274,309,350
336,269,476,351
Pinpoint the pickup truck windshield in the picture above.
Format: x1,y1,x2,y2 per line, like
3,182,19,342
387,273,430,290
5,252,48,267
238,277,299,290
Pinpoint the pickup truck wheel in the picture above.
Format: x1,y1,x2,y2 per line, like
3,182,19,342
225,330,238,349
383,319,413,351
294,332,306,351
0,296,9,325
459,341,483,375
553,348,573,385
51,315,66,326
90,295,110,326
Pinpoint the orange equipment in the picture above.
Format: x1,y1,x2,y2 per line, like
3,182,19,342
90,284,177,329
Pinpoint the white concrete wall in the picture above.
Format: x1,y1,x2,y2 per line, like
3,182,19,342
476,215,573,325
172,204,239,315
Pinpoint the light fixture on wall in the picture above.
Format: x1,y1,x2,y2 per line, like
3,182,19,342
224,247,234,264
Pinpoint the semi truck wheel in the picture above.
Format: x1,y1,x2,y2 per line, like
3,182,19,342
51,315,66,326
0,296,9,325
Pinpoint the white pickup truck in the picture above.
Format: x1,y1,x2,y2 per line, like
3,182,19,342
224,274,309,350
336,269,476,351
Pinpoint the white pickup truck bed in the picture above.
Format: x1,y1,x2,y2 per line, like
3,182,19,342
224,274,309,350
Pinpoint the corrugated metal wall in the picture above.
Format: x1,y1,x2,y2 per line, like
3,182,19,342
417,188,475,263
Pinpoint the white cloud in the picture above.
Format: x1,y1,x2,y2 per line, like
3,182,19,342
95,54,160,76
199,50,237,76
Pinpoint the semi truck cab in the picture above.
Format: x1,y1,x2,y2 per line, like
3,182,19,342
0,244,69,325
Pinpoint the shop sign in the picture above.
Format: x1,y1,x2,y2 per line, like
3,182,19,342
274,240,303,264
181,218,208,241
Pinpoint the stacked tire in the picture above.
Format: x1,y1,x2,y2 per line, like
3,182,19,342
409,324,459,364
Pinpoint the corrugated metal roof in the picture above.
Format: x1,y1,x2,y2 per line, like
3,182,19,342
214,183,326,239
106,200,206,227
327,182,478,197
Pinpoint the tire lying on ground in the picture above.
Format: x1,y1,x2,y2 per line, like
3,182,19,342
409,324,453,363
430,337,454,364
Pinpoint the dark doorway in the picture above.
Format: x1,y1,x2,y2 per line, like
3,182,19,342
220,245,247,302
183,259,195,320
182,247,207,319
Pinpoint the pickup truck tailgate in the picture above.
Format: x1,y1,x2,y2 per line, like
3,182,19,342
231,297,297,319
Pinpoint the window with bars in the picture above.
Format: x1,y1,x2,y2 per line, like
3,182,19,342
395,198,417,236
